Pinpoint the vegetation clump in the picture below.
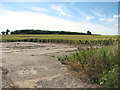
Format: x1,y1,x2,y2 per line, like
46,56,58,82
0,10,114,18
58,45,119,88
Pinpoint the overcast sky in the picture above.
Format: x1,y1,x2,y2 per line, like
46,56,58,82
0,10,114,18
0,1,119,35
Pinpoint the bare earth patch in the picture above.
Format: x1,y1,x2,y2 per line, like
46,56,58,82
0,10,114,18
2,42,98,88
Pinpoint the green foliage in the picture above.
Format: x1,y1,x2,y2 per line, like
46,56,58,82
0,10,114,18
87,31,92,35
57,56,64,64
1,31,5,35
59,45,119,88
100,65,119,88
6,29,10,35
11,29,87,35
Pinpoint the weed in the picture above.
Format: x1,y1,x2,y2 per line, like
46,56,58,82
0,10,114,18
59,45,119,88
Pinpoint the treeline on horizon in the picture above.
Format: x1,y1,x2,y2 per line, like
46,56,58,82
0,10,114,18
10,29,92,35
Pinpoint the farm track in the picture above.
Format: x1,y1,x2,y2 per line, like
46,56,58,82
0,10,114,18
1,42,98,88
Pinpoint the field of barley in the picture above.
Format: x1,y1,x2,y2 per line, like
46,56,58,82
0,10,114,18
2,34,118,40
1,34,119,46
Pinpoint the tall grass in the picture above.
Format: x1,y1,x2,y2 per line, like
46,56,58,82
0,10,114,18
58,45,119,88
2,37,118,46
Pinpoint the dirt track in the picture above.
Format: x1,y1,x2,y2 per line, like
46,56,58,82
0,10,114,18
2,42,98,88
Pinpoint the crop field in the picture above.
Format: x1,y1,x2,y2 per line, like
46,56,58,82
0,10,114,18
1,34,119,46
1,34,118,40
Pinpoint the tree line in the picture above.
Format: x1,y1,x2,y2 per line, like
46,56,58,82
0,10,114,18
1,29,92,35
10,29,92,35
1,29,10,35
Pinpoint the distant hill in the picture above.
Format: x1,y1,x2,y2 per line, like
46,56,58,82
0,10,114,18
11,29,92,35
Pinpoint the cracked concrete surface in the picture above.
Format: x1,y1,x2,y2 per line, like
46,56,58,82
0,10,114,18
1,42,98,88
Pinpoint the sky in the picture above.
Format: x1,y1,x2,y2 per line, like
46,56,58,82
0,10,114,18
0,1,119,35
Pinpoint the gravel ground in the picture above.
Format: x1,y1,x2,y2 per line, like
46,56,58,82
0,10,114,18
1,42,98,88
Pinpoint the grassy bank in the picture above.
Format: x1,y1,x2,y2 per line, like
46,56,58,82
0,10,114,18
58,44,119,88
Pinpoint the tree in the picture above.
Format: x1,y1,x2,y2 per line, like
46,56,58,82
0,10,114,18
87,31,92,35
1,31,5,35
6,29,10,35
